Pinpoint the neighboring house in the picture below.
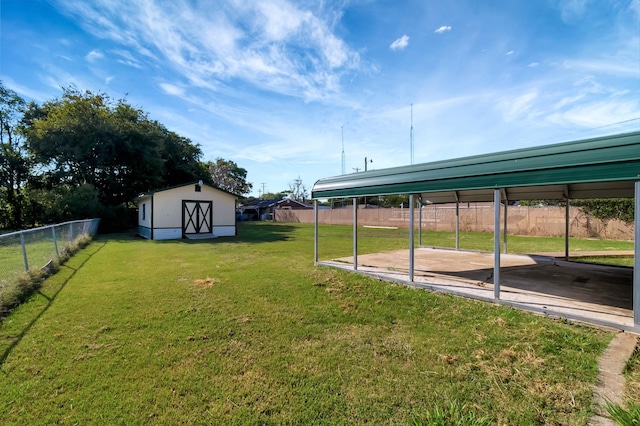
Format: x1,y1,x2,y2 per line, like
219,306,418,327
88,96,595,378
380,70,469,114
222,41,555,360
136,181,237,240
238,197,313,221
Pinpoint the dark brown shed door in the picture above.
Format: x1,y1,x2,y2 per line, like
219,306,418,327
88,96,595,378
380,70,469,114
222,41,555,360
182,200,212,236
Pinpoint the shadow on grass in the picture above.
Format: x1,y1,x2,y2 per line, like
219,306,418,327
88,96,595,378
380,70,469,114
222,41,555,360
0,241,107,367
95,222,298,245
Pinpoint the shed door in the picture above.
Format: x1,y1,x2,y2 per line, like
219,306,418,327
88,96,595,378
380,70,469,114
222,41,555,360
182,200,212,236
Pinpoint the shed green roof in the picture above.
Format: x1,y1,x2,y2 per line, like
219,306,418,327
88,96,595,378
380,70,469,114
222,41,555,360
311,131,640,202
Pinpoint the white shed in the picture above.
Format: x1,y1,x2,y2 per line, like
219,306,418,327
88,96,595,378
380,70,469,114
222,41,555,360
136,182,237,240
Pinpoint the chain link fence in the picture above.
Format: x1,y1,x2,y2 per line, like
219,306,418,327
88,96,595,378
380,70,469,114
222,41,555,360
0,219,101,289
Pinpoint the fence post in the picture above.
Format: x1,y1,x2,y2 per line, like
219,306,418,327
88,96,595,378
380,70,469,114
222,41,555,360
20,232,29,272
52,226,59,257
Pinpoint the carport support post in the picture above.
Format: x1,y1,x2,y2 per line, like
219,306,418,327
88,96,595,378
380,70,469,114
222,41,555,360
418,202,422,246
455,201,460,250
409,194,415,282
634,182,640,326
493,189,501,299
353,198,358,270
565,200,570,261
313,199,318,264
503,201,508,254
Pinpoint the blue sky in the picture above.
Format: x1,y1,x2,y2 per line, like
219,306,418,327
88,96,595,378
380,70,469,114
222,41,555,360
2,0,639,197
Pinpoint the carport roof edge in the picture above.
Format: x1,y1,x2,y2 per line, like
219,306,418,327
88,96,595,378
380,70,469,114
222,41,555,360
311,131,640,200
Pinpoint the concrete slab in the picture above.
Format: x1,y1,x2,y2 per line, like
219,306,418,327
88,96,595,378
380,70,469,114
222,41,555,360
322,247,636,331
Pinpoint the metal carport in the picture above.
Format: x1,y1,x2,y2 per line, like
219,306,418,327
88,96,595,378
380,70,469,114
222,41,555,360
311,131,640,330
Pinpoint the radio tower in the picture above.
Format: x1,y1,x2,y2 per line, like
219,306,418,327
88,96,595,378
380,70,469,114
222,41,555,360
341,125,346,174
410,104,414,165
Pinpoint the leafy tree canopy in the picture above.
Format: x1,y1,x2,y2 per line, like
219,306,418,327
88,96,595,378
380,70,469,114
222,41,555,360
0,81,29,229
205,158,252,196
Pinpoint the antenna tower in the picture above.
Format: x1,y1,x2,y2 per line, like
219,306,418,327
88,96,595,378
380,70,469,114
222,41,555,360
341,125,346,175
410,104,414,165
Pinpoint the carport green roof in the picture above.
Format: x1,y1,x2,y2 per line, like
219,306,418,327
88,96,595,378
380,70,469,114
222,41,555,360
312,131,640,202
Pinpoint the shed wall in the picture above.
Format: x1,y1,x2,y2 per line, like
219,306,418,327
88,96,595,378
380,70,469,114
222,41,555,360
153,185,235,229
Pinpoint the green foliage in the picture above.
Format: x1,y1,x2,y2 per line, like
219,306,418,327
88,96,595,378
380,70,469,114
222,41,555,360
15,87,212,231
288,176,308,202
377,194,410,207
606,400,640,425
205,157,252,196
0,82,30,229
573,199,635,223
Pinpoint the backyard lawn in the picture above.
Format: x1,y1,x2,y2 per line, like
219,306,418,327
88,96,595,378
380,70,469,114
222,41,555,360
0,222,619,424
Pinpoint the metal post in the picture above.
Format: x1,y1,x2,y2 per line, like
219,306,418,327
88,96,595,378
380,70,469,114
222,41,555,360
493,189,501,300
314,200,319,264
353,198,358,270
418,203,422,246
20,232,29,272
455,201,460,250
503,201,508,254
634,182,640,326
52,226,59,257
565,200,570,261
409,194,415,282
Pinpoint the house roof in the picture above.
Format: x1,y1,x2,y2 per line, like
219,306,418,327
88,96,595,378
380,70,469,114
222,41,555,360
239,197,283,209
276,198,313,208
135,181,238,200
311,131,640,202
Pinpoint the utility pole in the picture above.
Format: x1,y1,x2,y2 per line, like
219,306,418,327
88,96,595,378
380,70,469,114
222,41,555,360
341,126,345,175
410,103,414,165
364,157,372,171
352,167,361,173
261,182,267,198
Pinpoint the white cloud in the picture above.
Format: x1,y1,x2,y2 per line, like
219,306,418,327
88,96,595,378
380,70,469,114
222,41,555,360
528,62,539,68
547,99,640,128
499,90,539,122
159,83,185,96
0,76,53,102
506,50,514,55
434,25,452,34
85,49,104,62
389,35,409,51
558,0,588,22
53,0,361,102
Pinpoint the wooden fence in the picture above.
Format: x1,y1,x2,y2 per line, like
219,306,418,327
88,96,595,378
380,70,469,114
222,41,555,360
275,203,634,240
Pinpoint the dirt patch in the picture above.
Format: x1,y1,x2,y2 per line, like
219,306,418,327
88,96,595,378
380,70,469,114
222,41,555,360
193,277,218,288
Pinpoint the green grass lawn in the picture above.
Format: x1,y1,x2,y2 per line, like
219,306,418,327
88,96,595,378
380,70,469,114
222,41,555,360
319,225,634,264
0,222,616,424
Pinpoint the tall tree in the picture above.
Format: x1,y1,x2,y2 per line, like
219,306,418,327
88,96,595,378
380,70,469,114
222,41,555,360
22,88,206,228
205,158,252,196
0,82,29,229
288,176,308,202
160,127,207,188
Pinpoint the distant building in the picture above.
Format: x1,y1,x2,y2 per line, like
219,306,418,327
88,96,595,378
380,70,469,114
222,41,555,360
238,197,313,221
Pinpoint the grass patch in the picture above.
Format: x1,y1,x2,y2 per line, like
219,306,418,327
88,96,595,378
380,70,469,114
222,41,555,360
573,256,635,267
318,225,633,259
0,234,92,320
0,223,614,424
